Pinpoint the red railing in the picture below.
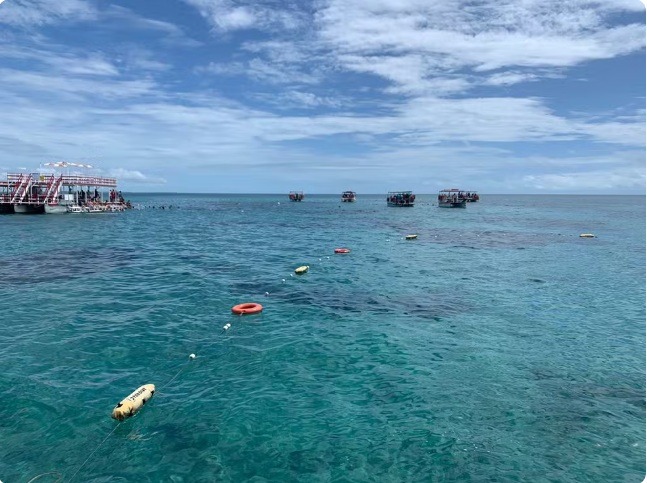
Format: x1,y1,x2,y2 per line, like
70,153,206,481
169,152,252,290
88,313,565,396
60,175,117,187
1,173,118,205
10,174,32,203
44,175,64,203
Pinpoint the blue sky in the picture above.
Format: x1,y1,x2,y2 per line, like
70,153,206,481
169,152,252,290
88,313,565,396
0,0,644,193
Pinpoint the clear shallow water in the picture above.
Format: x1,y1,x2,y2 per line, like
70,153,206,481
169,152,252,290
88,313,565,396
0,194,644,482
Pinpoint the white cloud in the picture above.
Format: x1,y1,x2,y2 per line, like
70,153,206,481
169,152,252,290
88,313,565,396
0,0,642,193
196,56,321,85
46,54,119,76
182,0,306,33
0,0,96,26
484,71,540,86
0,68,156,99
314,0,645,91
108,168,166,185
522,168,646,191
251,90,343,109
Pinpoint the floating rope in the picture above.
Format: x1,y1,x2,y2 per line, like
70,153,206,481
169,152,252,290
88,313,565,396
67,423,121,482
26,471,63,483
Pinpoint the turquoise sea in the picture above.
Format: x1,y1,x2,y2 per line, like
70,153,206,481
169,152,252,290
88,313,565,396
0,194,644,482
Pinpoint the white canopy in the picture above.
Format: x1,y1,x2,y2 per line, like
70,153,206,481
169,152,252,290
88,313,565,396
44,161,94,168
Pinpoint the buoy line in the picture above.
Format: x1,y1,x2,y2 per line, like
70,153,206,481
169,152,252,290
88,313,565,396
59,327,234,481
26,471,63,483
68,423,122,482
33,249,346,482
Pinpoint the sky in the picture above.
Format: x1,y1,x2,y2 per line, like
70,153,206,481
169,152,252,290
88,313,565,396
0,0,644,194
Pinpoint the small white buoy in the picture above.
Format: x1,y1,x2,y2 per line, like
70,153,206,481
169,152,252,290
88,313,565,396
282,279,286,282
223,323,231,330
290,273,294,277
265,292,270,296
189,353,196,359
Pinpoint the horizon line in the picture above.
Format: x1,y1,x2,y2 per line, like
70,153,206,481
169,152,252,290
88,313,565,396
118,192,647,196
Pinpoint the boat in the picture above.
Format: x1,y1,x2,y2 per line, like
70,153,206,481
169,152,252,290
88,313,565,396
438,189,467,208
289,191,304,202
66,205,84,213
387,191,415,207
44,193,76,214
341,191,356,202
0,165,130,215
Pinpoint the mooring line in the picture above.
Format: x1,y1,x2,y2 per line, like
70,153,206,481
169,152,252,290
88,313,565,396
26,471,63,483
67,422,121,482
65,323,237,481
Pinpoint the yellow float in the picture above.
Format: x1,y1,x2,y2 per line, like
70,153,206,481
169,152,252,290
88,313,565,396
111,384,156,421
295,265,309,274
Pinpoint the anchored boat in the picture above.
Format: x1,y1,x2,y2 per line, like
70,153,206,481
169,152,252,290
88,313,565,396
289,191,304,202
341,191,356,202
438,189,467,208
0,163,130,214
387,191,415,207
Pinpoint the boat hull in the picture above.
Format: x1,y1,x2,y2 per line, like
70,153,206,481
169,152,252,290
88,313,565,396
438,201,466,208
14,204,44,214
44,204,68,214
387,202,414,207
0,204,14,214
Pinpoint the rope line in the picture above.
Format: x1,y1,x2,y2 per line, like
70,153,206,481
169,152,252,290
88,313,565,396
158,362,189,392
67,422,121,482
26,471,63,483
31,313,239,482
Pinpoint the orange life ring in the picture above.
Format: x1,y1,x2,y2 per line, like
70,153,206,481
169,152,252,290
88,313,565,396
231,303,263,315
334,248,350,254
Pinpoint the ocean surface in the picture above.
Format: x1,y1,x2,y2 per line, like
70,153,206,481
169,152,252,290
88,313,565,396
0,194,644,482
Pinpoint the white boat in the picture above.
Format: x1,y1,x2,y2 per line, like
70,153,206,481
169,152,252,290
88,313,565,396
45,193,77,214
341,191,356,202
66,205,84,213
